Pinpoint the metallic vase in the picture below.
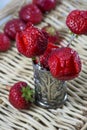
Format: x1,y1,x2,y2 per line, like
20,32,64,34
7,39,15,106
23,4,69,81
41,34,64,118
33,64,67,109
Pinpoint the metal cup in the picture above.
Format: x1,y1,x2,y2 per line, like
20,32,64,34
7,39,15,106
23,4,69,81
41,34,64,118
33,64,67,109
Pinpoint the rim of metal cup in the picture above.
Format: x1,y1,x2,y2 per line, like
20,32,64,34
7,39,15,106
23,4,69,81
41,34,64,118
33,63,51,74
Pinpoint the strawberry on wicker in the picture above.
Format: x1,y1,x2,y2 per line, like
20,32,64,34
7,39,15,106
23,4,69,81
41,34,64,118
9,81,34,109
19,4,43,24
42,25,59,44
16,23,48,58
66,10,87,35
33,0,56,12
40,43,58,69
48,47,81,80
4,19,26,40
0,32,11,52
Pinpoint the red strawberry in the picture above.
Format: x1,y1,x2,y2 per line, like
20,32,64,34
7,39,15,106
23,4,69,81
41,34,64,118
42,25,59,44
19,4,43,24
16,23,48,58
48,47,81,80
4,19,26,40
9,81,34,109
33,0,56,12
40,43,58,69
0,32,10,52
66,10,87,35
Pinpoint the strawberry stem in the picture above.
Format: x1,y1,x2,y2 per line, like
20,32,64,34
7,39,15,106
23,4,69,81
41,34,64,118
32,56,41,66
67,33,78,47
32,57,36,61
38,57,41,66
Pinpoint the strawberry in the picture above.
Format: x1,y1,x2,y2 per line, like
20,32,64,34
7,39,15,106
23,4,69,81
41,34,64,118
16,23,48,58
40,43,58,69
33,0,56,12
48,47,81,80
9,81,34,109
0,32,11,52
66,10,87,35
42,25,59,44
4,19,26,40
19,4,43,24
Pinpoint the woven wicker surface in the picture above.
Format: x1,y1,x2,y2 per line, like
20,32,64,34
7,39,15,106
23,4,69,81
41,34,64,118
0,0,87,130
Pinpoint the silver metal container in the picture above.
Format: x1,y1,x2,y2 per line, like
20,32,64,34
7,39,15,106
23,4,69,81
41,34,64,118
33,64,67,109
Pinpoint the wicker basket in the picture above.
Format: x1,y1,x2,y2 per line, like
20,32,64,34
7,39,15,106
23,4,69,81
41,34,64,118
0,0,87,130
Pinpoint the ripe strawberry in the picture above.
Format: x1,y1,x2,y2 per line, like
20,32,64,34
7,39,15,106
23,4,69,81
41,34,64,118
33,0,56,12
42,25,59,44
66,10,87,35
19,4,43,24
40,43,58,69
48,47,81,80
0,32,10,52
16,23,48,58
4,19,26,40
9,81,34,109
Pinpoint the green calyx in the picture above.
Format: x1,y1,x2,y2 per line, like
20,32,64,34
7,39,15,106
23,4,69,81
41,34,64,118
21,86,34,102
46,27,56,36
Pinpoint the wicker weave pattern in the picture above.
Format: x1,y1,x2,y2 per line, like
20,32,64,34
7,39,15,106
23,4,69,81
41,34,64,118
0,0,87,130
